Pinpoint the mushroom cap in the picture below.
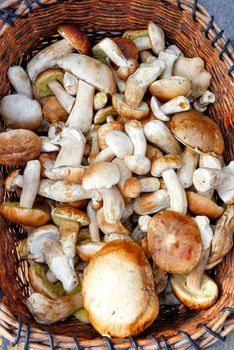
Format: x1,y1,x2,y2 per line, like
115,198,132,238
97,208,130,235
170,274,218,310
133,189,170,215
149,76,191,102
94,106,117,125
0,94,42,130
58,24,91,55
29,262,65,299
113,37,139,61
151,154,182,177
41,96,68,123
112,94,149,120
97,121,124,149
148,21,165,55
76,242,105,262
187,191,224,220
123,29,149,41
82,161,120,190
148,210,202,274
51,206,90,226
0,202,50,227
5,169,21,191
35,68,64,97
170,111,225,155
82,240,159,338
105,130,133,159
27,225,59,262
0,129,41,166
124,177,141,198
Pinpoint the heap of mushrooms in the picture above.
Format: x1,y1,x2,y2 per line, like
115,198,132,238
0,21,233,338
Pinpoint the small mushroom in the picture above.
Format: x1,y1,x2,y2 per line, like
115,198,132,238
173,56,212,99
66,80,95,133
44,162,86,183
47,80,75,113
63,72,79,96
104,233,133,242
27,292,83,324
87,201,100,242
94,92,108,110
149,76,191,102
124,121,151,175
52,206,90,258
35,68,64,98
177,147,199,188
28,225,78,292
113,37,139,61
133,189,169,215
146,144,163,161
100,186,125,224
0,94,42,130
29,262,65,299
101,130,133,160
124,60,165,107
187,191,224,220
144,120,182,155
27,39,75,81
7,66,32,99
98,38,138,80
57,24,91,55
158,51,178,79
148,210,202,274
57,54,116,94
87,126,100,164
20,160,41,209
138,177,160,192
96,208,130,235
150,96,190,121
41,96,68,124
170,110,224,155
94,106,117,125
151,154,187,214
193,90,215,113
82,240,159,338
148,21,165,55
150,96,169,121
76,241,105,262
112,94,149,120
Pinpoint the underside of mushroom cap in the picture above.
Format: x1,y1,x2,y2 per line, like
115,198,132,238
52,206,90,227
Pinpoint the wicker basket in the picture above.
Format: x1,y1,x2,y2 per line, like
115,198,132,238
0,0,233,349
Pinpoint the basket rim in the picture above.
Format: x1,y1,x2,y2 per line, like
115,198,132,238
0,0,233,349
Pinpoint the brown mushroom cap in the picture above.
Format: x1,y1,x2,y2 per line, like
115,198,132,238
187,191,224,220
170,274,218,310
5,169,21,191
113,37,139,61
51,206,90,226
58,24,91,55
170,111,224,155
0,202,50,226
0,129,41,166
151,154,182,177
82,240,159,338
149,76,192,102
41,96,68,123
112,94,149,121
148,210,202,274
124,177,141,198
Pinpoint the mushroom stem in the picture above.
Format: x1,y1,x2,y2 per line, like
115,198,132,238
59,220,79,258
193,90,215,112
159,96,190,115
94,147,115,162
27,292,83,324
178,147,199,188
125,120,147,156
162,169,187,214
133,36,151,52
193,168,234,192
186,248,210,290
48,80,75,113
99,186,125,224
20,160,41,209
140,51,154,63
158,51,178,79
7,66,32,99
66,80,95,133
87,201,100,242
198,154,222,198
139,177,160,192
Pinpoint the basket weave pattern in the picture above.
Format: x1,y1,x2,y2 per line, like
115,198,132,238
0,0,233,349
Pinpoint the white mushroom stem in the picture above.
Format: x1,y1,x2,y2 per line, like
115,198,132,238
160,96,190,114
66,80,95,133
138,215,151,232
178,147,199,188
133,189,170,215
7,66,32,99
20,160,41,209
150,96,169,122
88,128,100,164
193,168,234,192
186,248,210,291
140,51,154,63
107,61,126,93
165,45,184,56
40,136,60,152
94,147,115,162
193,90,215,113
112,158,132,196
144,120,182,155
87,201,100,242
125,121,147,156
158,51,178,79
99,186,125,224
162,169,187,214
139,177,160,192
52,128,85,168
59,221,79,259
133,36,152,52
48,80,75,113
121,203,133,221
198,154,222,198
44,162,86,182
46,269,58,284
63,72,78,96
194,216,213,251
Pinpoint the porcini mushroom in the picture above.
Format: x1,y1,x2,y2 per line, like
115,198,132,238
112,158,132,197
112,94,149,120
82,240,159,338
151,155,187,214
97,121,124,150
177,147,199,188
41,96,68,124
20,160,41,209
96,208,130,235
149,76,192,102
193,90,215,113
76,241,105,262
102,130,133,159
148,21,165,55
57,24,91,55
63,72,79,96
94,92,108,110
35,68,64,98
87,201,100,242
0,94,42,130
187,191,224,220
7,66,32,99
47,80,75,113
133,189,169,215
158,51,178,79
148,210,202,274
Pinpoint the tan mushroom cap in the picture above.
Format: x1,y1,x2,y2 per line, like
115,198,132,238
76,241,105,262
112,94,149,121
5,169,21,191
151,154,182,177
82,240,159,338
41,96,68,124
0,202,50,227
58,24,91,55
97,121,124,149
0,129,41,166
170,110,225,155
35,68,64,98
124,177,141,198
187,191,224,220
82,161,120,190
170,274,218,310
113,37,139,61
149,76,192,102
51,206,90,227
148,210,202,274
